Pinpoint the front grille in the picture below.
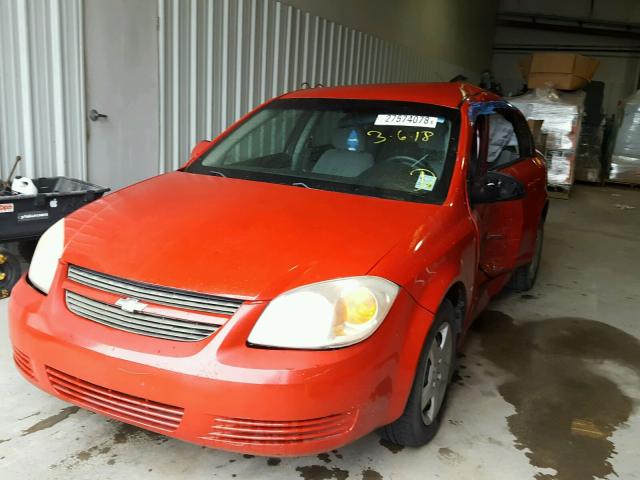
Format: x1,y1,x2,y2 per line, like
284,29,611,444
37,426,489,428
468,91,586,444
66,291,220,342
67,265,243,316
13,348,35,380
202,411,356,445
46,366,184,431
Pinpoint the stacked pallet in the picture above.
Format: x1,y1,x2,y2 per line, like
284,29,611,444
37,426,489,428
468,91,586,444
609,90,640,186
510,88,585,198
575,124,604,183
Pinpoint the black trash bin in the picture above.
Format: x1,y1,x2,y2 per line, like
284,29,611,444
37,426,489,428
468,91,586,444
0,176,109,297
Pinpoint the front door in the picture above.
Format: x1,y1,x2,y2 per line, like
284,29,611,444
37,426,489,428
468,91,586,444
469,109,529,289
84,0,159,191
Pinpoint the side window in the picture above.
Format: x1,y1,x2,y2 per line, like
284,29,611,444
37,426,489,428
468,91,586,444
487,113,519,168
487,109,534,170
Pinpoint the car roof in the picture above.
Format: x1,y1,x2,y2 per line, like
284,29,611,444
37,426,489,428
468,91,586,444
280,82,501,109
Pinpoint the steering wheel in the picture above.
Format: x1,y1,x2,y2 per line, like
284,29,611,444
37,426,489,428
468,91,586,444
382,153,432,169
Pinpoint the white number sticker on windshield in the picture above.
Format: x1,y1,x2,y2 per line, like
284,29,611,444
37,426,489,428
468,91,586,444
374,114,439,128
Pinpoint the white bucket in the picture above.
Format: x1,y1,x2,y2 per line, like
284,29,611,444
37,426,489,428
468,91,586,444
11,176,38,196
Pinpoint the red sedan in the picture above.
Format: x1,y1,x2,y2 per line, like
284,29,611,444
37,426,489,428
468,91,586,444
9,83,547,456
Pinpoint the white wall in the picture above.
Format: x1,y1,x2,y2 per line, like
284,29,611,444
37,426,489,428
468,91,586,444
282,0,499,73
0,0,86,181
1,0,493,181
158,0,488,172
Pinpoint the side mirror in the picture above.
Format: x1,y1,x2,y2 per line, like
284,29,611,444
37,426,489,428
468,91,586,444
189,140,213,162
471,171,526,204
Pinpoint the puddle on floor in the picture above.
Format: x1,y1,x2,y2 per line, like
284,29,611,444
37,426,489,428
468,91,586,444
473,311,640,480
295,465,349,480
21,406,80,436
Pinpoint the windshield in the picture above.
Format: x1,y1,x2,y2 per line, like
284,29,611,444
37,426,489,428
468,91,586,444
186,98,460,204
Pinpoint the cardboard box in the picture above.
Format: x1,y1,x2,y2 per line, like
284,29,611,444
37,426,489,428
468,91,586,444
520,53,599,91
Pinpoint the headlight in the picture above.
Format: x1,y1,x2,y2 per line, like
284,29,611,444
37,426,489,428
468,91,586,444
28,219,65,294
248,277,399,349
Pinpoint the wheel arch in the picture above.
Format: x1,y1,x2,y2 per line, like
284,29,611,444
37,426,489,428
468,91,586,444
441,281,466,335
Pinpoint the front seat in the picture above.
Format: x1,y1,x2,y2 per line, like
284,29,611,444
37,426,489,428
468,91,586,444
312,128,374,177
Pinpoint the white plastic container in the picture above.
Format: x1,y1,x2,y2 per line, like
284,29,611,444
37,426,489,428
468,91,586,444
11,176,38,196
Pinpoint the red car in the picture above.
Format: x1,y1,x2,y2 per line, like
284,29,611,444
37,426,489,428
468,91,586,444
9,83,547,456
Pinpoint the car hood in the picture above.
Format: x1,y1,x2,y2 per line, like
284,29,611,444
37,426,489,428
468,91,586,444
63,172,439,300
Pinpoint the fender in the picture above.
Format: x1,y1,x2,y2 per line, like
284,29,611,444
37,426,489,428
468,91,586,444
383,298,438,423
368,213,477,422
369,200,477,326
407,214,476,320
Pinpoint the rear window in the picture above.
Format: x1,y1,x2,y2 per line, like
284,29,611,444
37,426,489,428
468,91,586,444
186,98,460,204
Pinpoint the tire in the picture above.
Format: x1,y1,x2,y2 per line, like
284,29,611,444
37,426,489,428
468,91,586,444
507,221,544,292
378,299,457,447
0,249,22,299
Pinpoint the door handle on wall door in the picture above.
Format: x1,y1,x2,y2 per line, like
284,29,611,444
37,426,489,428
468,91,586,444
89,109,108,121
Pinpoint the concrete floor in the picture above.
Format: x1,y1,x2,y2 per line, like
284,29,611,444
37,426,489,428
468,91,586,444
1,184,639,480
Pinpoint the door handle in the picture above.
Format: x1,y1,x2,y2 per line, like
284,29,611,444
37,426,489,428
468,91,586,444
89,109,108,121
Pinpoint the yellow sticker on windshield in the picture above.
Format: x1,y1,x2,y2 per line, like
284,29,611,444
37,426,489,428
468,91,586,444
411,169,437,191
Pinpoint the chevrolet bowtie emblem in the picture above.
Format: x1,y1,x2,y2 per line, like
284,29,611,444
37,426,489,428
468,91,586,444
115,297,148,313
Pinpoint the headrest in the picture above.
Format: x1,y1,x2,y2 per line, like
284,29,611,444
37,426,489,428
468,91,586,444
331,128,366,152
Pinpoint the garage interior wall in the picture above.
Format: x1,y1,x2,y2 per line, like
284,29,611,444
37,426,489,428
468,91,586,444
158,0,489,172
493,0,640,114
1,0,496,181
282,0,498,75
0,0,86,181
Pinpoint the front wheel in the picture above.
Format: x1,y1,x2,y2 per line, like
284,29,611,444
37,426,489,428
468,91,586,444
377,299,456,447
507,221,544,292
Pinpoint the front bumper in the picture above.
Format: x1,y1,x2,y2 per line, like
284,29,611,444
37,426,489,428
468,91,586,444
9,272,434,456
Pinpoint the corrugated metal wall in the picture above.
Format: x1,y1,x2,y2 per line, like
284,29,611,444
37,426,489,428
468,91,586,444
1,0,473,181
0,0,86,181
158,0,472,172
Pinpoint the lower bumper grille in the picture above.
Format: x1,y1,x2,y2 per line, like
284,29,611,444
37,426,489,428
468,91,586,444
46,367,184,432
202,412,356,445
13,349,35,380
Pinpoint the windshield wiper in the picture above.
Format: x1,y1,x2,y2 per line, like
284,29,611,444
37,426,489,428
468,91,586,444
292,182,311,189
206,170,226,178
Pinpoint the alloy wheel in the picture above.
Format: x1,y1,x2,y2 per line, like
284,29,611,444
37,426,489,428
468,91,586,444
421,322,453,425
